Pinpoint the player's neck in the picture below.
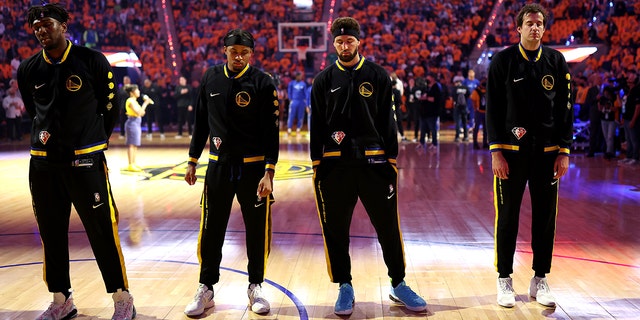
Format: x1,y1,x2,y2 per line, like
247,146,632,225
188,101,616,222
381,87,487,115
519,39,541,51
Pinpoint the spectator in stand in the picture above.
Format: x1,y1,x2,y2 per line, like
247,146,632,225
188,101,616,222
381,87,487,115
574,75,589,121
82,20,99,49
2,86,24,141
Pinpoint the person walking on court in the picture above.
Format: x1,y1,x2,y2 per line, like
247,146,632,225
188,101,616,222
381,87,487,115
183,28,280,317
17,3,136,319
309,17,427,315
486,3,573,309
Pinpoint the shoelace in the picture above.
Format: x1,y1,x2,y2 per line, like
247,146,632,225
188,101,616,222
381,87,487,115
499,280,514,293
537,280,550,293
113,300,131,318
395,284,419,300
194,286,209,300
250,286,266,303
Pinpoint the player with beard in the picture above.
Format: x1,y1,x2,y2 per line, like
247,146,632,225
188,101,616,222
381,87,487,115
309,17,428,315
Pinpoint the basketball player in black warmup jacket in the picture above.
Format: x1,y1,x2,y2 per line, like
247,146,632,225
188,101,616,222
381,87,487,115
17,3,136,319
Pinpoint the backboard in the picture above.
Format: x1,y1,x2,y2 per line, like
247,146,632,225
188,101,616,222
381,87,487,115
277,22,328,53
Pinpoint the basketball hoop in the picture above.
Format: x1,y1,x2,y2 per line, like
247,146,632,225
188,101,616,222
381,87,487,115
296,46,308,62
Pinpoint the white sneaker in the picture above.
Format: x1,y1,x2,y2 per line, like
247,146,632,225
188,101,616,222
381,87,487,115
112,289,136,320
36,292,77,320
146,133,152,139
529,276,556,307
160,134,166,139
497,277,516,307
184,284,214,316
248,283,270,314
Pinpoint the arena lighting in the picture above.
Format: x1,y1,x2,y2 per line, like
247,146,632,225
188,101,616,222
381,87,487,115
103,51,142,67
320,0,338,70
555,46,598,63
293,0,313,9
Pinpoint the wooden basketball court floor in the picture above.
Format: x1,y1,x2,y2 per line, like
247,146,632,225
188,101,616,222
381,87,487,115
1,128,639,320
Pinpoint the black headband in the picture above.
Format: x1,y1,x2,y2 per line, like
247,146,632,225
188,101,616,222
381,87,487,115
332,27,360,39
31,10,66,25
224,34,254,49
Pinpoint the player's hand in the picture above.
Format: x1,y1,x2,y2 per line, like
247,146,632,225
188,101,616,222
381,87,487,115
185,164,197,185
256,170,274,198
553,154,570,179
491,151,509,180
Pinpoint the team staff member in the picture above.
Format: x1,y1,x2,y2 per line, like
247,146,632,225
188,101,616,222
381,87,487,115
310,17,427,315
183,28,279,317
17,3,136,319
486,3,572,309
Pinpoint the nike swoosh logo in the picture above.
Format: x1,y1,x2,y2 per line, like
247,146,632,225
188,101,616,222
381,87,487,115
210,93,221,97
330,87,341,93
92,203,104,209
35,83,46,89
551,180,558,186
513,78,524,83
387,192,395,200
254,202,265,208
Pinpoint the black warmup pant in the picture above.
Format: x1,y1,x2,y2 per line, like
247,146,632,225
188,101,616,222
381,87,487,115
313,161,406,284
177,107,193,136
494,150,559,276
29,153,129,293
198,162,273,286
145,105,165,134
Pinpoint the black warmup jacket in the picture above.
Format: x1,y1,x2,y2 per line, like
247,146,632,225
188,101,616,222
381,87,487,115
486,43,573,155
188,64,279,170
310,57,398,167
17,41,119,162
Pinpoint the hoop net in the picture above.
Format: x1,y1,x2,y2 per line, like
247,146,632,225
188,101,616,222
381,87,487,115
297,46,308,62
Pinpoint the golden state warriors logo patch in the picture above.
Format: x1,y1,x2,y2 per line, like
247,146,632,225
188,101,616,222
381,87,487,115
212,137,222,149
512,127,527,140
66,75,82,92
39,131,51,145
359,82,373,97
332,131,346,144
541,75,554,91
236,91,250,107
